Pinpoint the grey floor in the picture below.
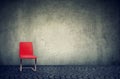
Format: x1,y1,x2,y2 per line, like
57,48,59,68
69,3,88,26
0,65,120,79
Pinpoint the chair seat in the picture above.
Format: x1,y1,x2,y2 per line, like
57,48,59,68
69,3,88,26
20,55,37,59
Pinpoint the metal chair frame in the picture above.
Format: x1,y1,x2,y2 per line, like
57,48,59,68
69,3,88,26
20,58,37,71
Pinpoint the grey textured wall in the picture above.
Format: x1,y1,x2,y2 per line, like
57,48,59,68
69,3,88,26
0,0,120,65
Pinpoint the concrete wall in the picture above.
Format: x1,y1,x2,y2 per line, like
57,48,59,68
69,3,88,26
0,0,120,65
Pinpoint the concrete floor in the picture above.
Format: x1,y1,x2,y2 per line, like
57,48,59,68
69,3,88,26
0,65,120,79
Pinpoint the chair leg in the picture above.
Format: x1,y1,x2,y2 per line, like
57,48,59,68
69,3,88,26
20,59,22,71
34,58,37,71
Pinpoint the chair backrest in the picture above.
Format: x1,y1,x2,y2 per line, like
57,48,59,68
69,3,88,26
19,42,33,56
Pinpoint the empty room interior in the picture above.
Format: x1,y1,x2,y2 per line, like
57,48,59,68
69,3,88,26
0,0,120,79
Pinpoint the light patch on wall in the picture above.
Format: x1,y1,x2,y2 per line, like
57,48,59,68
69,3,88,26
15,9,99,65
34,22,77,64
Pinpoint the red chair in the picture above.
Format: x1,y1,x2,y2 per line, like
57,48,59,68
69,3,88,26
19,42,37,71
